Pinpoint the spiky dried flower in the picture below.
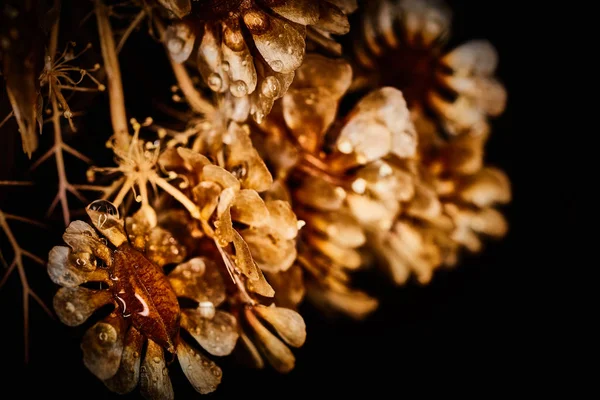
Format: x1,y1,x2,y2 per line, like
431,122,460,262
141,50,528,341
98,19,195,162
157,0,356,122
353,0,506,137
48,200,239,397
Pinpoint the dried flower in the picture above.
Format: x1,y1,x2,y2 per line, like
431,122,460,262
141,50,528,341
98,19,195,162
48,200,238,397
159,0,356,122
353,0,506,136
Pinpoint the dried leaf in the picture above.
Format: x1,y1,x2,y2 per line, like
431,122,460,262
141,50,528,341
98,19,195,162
182,309,239,356
177,340,222,394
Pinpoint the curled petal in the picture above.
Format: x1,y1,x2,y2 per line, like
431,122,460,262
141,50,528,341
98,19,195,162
254,305,306,348
245,308,295,373
202,165,240,191
169,257,226,306
54,287,113,327
197,23,229,93
441,40,499,76
63,221,112,264
225,123,273,192
82,313,125,380
104,327,144,394
231,190,269,227
48,246,109,287
193,181,221,221
177,147,211,174
140,339,174,400
177,340,222,395
182,309,239,356
266,200,298,240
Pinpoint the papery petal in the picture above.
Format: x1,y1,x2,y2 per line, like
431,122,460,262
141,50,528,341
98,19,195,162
54,287,113,327
266,264,306,309
146,227,187,267
197,23,229,93
157,0,191,18
221,23,257,97
244,10,306,74
326,0,358,14
177,340,222,395
166,21,195,63
459,167,511,207
104,327,144,394
306,282,378,320
177,147,211,174
295,176,346,211
169,257,226,306
232,230,260,281
242,228,297,272
63,221,112,263
225,123,273,192
240,332,265,369
82,313,125,380
271,0,320,25
441,40,498,76
245,308,295,373
182,309,239,356
291,54,352,98
266,200,298,240
202,165,240,191
193,181,221,221
231,189,269,227
307,235,362,270
140,339,174,400
48,246,109,287
246,268,276,298
86,201,128,248
307,212,366,248
254,305,306,348
315,1,350,34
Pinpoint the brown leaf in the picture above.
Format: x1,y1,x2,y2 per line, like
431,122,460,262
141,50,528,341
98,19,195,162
112,244,181,353
104,326,144,394
140,339,174,400
177,339,222,394
169,257,226,306
182,309,239,356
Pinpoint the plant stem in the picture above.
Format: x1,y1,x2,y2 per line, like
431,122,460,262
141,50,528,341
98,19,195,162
152,176,200,219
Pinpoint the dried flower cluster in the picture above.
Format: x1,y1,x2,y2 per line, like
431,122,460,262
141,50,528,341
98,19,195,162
1,0,510,397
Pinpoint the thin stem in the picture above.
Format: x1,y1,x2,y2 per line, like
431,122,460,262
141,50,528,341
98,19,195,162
152,175,200,219
112,176,135,208
95,0,129,151
0,181,34,186
116,9,146,53
0,111,14,129
52,93,70,227
138,177,149,208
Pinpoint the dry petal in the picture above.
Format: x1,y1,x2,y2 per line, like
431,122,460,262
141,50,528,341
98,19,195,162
291,54,352,98
48,246,109,287
459,168,511,207
202,165,240,191
271,0,320,25
266,264,306,309
266,200,298,240
54,287,113,327
246,268,276,298
307,212,366,248
182,309,239,356
82,313,125,380
307,235,362,270
86,201,128,248
169,257,226,306
315,1,350,34
177,340,222,395
157,0,190,18
146,227,187,267
306,282,378,320
295,176,346,211
225,123,273,192
104,327,144,394
231,190,269,227
140,339,174,400
245,308,295,373
177,147,211,174
193,181,221,221
242,228,297,272
221,25,257,96
166,22,195,63
441,40,499,76
63,220,112,264
254,305,306,347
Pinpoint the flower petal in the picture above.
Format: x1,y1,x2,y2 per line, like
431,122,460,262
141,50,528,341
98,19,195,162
63,221,112,264
145,227,187,268
246,268,276,298
221,23,257,97
326,0,358,14
295,176,346,211
231,230,260,281
86,201,128,248
441,40,498,76
271,0,320,25
245,308,295,373
140,339,174,400
244,10,306,74
306,212,366,248
197,23,229,93
266,264,305,309
54,287,113,327
81,313,125,380
202,164,240,191
315,1,350,34
169,257,226,306
266,200,298,240
459,168,511,207
231,189,269,227
306,282,378,320
182,309,239,356
177,340,222,395
254,305,306,348
307,234,362,270
165,21,195,63
157,0,190,19
291,54,352,99
48,246,109,287
242,228,297,272
193,181,221,221
104,326,144,394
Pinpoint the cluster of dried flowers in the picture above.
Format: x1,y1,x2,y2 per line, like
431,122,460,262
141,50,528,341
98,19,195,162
1,0,510,398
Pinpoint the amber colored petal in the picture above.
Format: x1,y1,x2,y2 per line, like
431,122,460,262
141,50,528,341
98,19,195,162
82,313,126,380
182,309,239,356
315,1,350,34
347,193,397,231
104,327,144,394
271,0,320,25
157,0,190,18
166,21,195,63
140,339,174,400
48,246,109,287
438,133,484,175
221,23,257,97
326,0,358,13
295,176,346,211
244,10,306,74
126,205,158,251
177,147,211,175
202,165,240,191
62,221,112,264
146,227,187,268
232,230,260,281
231,189,269,227
307,235,362,270
266,200,298,240
240,332,264,369
54,286,113,327
177,340,222,395
197,23,229,93
406,181,442,221
459,167,511,207
225,122,273,192
169,257,226,306
254,305,306,347
266,264,305,309
306,282,378,320
242,228,297,273
246,267,275,298
400,0,452,46
193,181,221,221
245,308,295,373
441,75,507,117
86,201,128,248
306,212,366,248
291,54,352,98
441,40,498,76
215,197,235,245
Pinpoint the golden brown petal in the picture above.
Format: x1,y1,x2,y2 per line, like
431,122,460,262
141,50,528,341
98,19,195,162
82,313,126,381
241,228,297,272
193,181,222,221
441,40,498,77
245,308,295,373
62,220,112,264
169,257,226,306
177,340,222,395
315,1,350,34
221,24,257,97
295,176,346,211
197,23,229,93
266,264,306,309
458,167,511,207
326,0,358,14
48,246,109,287
231,189,270,227
307,211,366,248
271,0,320,25
104,327,144,394
182,309,239,356
246,268,276,298
54,287,112,327
165,21,195,63
291,54,352,98
145,227,187,268
157,0,191,19
86,200,128,248
140,339,174,400
202,165,241,191
306,282,378,320
307,234,362,270
177,147,212,174
254,305,306,348
266,200,298,240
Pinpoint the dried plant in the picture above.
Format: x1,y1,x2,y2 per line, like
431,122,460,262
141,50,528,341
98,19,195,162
0,0,511,397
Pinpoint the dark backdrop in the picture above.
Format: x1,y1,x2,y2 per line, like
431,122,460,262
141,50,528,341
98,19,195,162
1,1,559,397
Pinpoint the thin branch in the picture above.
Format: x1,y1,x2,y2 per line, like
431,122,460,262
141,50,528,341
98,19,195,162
0,181,34,186
116,8,146,53
3,214,48,229
0,110,14,129
95,0,129,151
62,143,93,164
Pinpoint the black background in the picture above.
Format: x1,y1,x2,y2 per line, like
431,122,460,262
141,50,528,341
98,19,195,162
0,1,566,397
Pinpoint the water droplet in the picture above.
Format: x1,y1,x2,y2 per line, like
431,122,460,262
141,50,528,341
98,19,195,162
75,312,83,321
183,270,192,279
202,359,210,367
261,76,280,98
222,61,230,72
98,332,108,342
198,301,216,319
88,200,119,218
337,138,354,154
287,46,293,55
194,353,200,360
207,73,222,91
271,60,284,72
379,163,393,177
65,302,75,313
153,356,161,364
230,80,248,97
167,37,184,55
163,367,168,376
352,178,367,194
211,366,222,377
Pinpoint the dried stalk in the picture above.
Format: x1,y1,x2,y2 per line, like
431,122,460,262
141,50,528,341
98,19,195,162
95,0,129,151
0,210,53,362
